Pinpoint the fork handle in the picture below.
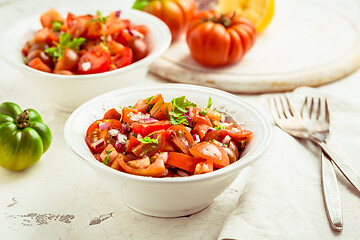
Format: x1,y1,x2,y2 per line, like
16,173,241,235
317,141,360,194
321,151,343,231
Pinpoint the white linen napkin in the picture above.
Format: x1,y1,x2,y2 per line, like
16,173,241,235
218,87,360,240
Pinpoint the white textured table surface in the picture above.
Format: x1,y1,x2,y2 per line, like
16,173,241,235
1,0,360,239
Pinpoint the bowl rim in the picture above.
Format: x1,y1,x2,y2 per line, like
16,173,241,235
64,83,272,184
0,8,171,81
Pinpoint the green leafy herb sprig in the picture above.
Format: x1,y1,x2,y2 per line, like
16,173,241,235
45,33,86,61
199,97,213,116
90,10,109,44
139,135,159,145
169,96,197,125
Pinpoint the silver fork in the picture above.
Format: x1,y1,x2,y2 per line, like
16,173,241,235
268,96,360,195
301,96,342,231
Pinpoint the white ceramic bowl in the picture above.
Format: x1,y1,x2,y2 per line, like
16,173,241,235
0,8,171,111
64,84,272,217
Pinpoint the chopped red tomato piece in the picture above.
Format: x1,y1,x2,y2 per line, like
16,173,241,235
28,57,52,73
194,160,213,174
167,152,198,172
132,120,171,137
190,142,230,168
78,45,111,74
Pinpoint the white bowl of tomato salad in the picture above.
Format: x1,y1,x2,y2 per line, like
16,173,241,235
64,84,272,217
0,8,171,111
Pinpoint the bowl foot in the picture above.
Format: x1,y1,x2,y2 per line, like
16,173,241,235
126,201,212,218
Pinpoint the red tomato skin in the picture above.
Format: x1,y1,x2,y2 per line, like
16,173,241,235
166,152,198,172
132,120,171,137
186,10,257,67
141,0,197,42
189,142,230,168
103,108,122,120
78,45,111,74
28,57,52,73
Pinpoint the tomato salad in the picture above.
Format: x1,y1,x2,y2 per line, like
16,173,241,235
85,95,253,177
22,8,150,75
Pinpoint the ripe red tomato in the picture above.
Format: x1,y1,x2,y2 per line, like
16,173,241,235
78,45,111,74
133,0,197,42
186,10,257,67
132,120,171,137
190,142,229,168
85,119,123,153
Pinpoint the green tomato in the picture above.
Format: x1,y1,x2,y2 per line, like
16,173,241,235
0,102,52,171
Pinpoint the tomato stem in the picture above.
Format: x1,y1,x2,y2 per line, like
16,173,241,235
15,110,31,129
203,12,236,28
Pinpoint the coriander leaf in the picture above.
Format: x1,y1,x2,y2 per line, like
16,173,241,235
199,109,208,116
103,150,112,165
169,96,196,125
215,125,226,130
207,97,213,109
67,37,86,52
145,95,154,104
128,106,134,109
139,136,159,145
45,33,86,61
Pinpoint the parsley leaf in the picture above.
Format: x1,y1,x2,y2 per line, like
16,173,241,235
199,109,208,116
207,97,213,109
44,33,86,61
103,150,112,165
139,135,159,145
199,97,213,116
169,96,196,125
145,95,154,104
215,125,226,130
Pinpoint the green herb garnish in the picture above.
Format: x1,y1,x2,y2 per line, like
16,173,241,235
90,10,109,44
103,150,112,165
145,95,154,104
215,125,226,130
45,33,86,61
128,106,134,109
199,97,213,116
169,96,196,125
52,20,63,32
139,135,159,145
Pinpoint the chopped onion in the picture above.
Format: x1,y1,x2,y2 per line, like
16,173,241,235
139,118,158,124
131,29,144,39
177,170,189,177
184,113,192,126
81,61,91,71
115,10,121,18
222,135,231,146
99,122,110,132
108,129,119,137
192,134,200,144
92,139,105,149
184,126,192,133
156,152,169,163
207,127,215,133
122,123,129,133
130,112,150,122
117,133,127,144
220,113,225,122
231,127,240,133
115,141,125,153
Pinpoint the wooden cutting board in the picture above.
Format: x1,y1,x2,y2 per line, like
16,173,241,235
149,0,360,93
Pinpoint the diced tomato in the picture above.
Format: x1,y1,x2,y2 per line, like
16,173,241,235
133,94,164,113
153,102,172,120
194,160,213,174
34,28,51,43
132,24,150,36
40,8,64,29
116,153,166,177
28,57,52,73
191,107,212,126
166,152,198,172
78,45,111,74
127,157,150,169
192,123,210,140
106,12,127,35
122,107,139,124
190,142,230,169
132,120,171,137
202,128,253,147
103,108,122,120
114,29,133,45
100,144,119,165
126,136,141,153
150,98,165,117
167,125,194,155
111,46,133,68
107,40,125,55
206,109,221,122
67,15,92,38
85,119,123,153
86,21,103,39
132,130,166,158
54,48,79,72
